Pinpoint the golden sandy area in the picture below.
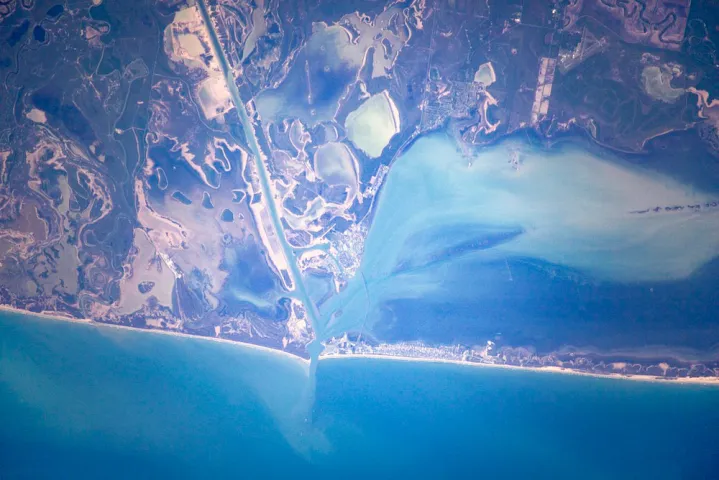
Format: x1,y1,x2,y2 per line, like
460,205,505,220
3,304,717,386
320,353,719,386
0,305,308,366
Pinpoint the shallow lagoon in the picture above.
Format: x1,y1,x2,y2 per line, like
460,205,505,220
317,133,719,352
344,91,400,158
255,25,365,125
2,313,719,478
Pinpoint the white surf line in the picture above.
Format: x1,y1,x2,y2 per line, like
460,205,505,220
319,353,719,386
0,305,309,367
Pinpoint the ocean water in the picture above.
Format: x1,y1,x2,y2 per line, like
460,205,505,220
2,312,719,478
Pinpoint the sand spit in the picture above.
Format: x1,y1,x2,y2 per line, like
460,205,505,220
319,353,719,386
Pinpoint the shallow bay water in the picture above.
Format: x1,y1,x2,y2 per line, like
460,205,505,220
2,312,719,478
314,133,719,353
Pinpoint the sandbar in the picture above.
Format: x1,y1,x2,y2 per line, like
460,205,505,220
319,353,719,386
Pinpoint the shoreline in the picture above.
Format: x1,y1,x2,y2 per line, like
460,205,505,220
0,305,310,367
319,353,719,386
3,304,718,386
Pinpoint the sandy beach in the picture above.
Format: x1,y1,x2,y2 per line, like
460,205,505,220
3,304,718,386
319,353,719,386
0,304,310,367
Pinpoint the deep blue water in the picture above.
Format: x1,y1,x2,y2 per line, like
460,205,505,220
2,312,719,478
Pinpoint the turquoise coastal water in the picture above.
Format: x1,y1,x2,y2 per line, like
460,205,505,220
2,312,719,478
312,133,719,353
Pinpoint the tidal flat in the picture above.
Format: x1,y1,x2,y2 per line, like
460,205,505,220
314,132,719,358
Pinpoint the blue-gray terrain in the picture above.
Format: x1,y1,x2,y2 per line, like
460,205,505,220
1,0,719,380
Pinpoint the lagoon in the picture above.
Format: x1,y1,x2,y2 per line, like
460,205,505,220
315,133,719,353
